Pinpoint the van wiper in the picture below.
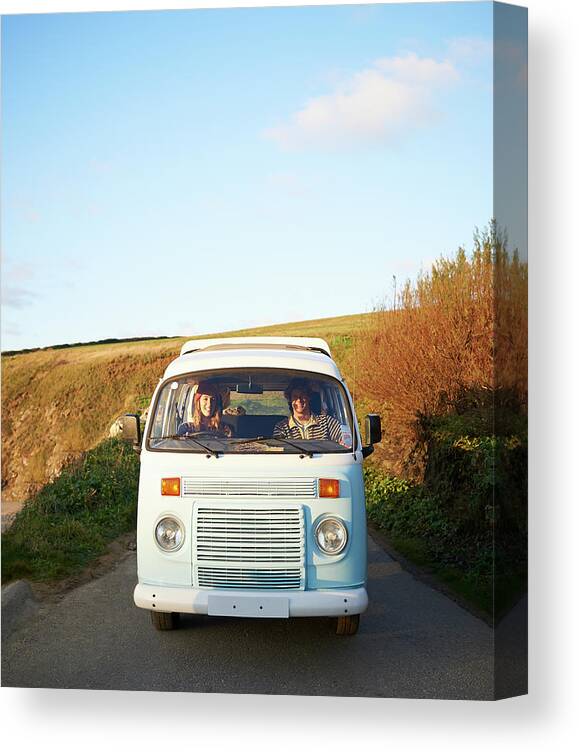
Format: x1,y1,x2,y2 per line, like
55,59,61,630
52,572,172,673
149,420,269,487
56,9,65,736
270,437,314,458
153,434,220,457
225,436,267,445
225,436,313,457
225,436,282,452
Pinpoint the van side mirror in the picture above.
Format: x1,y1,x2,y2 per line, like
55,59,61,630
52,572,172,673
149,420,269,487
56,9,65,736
362,413,382,458
121,414,142,452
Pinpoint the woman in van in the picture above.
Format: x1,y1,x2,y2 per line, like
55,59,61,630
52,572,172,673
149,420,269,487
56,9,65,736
178,381,233,437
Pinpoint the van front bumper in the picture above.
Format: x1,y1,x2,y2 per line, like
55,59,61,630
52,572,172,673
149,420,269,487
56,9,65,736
134,583,368,618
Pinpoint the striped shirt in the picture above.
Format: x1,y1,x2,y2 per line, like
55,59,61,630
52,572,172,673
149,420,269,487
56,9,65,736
273,413,344,444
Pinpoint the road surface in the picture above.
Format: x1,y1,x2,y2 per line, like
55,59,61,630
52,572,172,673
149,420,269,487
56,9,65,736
2,536,495,699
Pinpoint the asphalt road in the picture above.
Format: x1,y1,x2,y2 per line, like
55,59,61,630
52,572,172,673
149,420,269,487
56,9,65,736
2,536,496,699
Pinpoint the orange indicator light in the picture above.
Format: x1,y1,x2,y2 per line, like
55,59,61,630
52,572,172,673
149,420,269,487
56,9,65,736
319,478,340,498
161,477,181,496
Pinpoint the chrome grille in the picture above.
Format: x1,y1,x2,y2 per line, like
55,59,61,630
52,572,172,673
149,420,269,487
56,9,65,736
197,567,302,589
193,505,305,590
183,477,317,498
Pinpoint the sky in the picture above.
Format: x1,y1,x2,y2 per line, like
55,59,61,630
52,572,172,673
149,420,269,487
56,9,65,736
1,1,499,351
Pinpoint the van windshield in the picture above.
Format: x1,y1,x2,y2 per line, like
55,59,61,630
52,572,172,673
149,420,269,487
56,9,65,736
148,368,355,454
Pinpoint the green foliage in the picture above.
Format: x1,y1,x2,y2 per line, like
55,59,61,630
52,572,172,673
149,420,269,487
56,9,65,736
2,439,140,583
364,466,497,612
364,407,528,617
422,411,527,536
364,468,458,543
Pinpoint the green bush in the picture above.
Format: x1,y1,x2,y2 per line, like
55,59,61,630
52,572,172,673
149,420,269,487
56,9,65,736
422,411,527,536
365,469,456,540
364,406,527,615
2,438,140,583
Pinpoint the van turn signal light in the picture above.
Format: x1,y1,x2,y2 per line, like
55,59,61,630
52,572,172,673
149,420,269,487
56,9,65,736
319,478,340,498
161,477,181,496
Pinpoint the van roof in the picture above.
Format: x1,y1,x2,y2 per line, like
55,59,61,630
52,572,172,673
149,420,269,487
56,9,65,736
179,336,332,357
164,337,340,381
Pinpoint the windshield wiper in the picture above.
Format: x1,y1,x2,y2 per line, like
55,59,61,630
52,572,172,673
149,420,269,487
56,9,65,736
152,434,220,457
225,436,267,445
224,435,314,457
269,437,315,458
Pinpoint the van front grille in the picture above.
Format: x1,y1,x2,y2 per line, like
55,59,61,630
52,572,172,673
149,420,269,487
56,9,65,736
197,567,302,590
183,477,317,498
193,505,305,590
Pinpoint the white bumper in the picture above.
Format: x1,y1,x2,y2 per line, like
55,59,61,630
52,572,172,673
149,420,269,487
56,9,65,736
134,583,368,618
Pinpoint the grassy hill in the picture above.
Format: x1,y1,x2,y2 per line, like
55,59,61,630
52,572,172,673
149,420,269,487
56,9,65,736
1,313,371,508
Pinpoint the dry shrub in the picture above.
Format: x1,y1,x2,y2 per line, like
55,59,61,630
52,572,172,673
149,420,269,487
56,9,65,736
353,221,527,477
495,236,528,409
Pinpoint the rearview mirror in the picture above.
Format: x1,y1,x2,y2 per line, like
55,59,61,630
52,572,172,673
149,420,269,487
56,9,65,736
121,414,142,449
362,413,382,458
236,383,264,394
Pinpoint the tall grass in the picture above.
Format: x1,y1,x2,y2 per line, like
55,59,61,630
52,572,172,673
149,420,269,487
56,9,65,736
353,222,527,476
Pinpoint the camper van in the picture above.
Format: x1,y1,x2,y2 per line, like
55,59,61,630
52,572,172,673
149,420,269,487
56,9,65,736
126,337,381,635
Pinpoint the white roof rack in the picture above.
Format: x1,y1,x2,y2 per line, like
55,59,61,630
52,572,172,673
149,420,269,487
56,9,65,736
179,336,332,358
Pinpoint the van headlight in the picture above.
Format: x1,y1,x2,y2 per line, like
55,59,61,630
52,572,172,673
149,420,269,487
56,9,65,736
155,516,185,552
314,517,348,555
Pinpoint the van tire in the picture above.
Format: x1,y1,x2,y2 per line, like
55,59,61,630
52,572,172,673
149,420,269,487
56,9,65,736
151,610,179,631
335,614,360,635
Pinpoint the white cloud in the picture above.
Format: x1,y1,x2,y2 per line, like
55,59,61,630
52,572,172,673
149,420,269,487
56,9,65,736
375,53,459,83
263,53,459,151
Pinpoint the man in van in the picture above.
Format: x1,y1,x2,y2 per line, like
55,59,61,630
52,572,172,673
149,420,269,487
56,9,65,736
273,378,346,445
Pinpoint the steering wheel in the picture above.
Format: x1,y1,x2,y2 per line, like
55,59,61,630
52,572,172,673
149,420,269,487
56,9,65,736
182,429,229,439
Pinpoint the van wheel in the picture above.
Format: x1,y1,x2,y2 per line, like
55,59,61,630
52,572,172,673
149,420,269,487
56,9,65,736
151,610,179,631
336,614,360,635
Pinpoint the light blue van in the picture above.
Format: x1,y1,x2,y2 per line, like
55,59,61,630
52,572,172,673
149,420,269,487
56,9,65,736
128,337,381,635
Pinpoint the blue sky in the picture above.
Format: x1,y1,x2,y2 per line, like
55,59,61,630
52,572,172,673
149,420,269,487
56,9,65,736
1,2,496,350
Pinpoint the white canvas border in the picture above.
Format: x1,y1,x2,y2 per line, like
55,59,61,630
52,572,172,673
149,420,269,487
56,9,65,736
1,0,577,749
